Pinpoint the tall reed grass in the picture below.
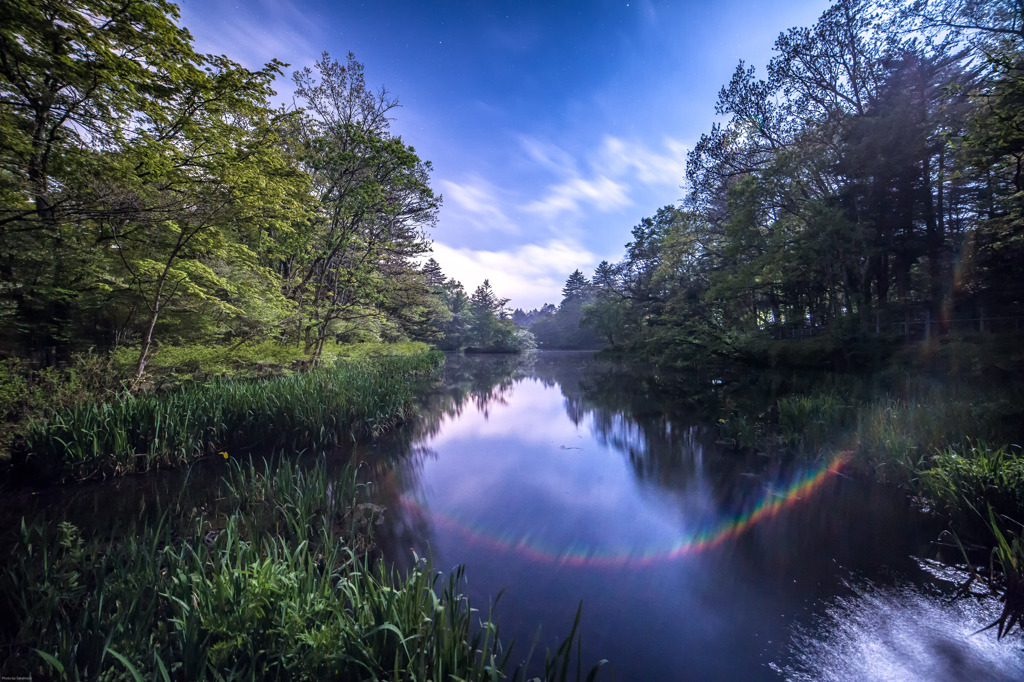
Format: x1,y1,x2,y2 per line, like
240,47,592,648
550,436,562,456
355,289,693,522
24,352,443,481
852,391,1005,481
0,458,601,681
921,445,1024,640
921,443,1024,536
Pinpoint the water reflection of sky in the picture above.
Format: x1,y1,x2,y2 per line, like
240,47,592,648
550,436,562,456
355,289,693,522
381,353,1024,681
415,377,713,561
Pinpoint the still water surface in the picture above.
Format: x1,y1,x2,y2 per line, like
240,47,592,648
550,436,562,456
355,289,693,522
366,351,1024,681
6,351,1022,680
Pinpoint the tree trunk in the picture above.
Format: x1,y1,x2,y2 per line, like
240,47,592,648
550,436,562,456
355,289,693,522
135,278,166,383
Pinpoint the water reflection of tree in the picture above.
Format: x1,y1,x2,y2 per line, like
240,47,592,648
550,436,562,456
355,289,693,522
414,353,538,437
548,354,801,527
562,359,717,488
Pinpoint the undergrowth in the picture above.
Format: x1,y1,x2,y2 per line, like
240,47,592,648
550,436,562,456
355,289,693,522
21,351,443,481
0,459,602,680
0,342,433,464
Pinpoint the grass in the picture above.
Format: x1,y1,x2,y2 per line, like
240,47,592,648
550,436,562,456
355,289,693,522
851,391,1011,482
118,340,435,387
0,341,435,464
715,378,1018,479
921,444,1024,641
21,350,443,481
0,458,602,680
0,352,126,462
776,391,853,452
711,367,1024,640
921,443,1024,539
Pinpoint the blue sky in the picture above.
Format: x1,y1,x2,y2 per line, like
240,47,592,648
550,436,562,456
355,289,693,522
178,0,831,309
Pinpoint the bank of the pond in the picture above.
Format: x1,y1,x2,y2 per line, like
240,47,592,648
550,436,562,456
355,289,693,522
661,344,1024,641
7,343,443,482
0,458,595,681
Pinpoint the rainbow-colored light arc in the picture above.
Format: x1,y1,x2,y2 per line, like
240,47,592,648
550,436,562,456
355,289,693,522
401,451,852,568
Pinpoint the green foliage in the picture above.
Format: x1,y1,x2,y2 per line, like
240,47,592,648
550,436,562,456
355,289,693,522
0,353,127,460
23,350,443,480
430,278,538,353
701,361,1021,484
115,340,432,386
0,459,601,680
0,3,442,370
776,391,853,452
551,1,1024,368
922,444,1024,534
530,270,603,350
288,53,438,363
921,443,1024,641
468,279,510,349
0,0,311,373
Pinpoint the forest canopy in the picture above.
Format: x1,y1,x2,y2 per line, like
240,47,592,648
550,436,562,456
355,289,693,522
536,0,1024,365
3,0,1023,369
0,0,473,375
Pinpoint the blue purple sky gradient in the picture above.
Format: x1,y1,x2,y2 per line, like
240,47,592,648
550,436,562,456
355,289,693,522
178,0,830,309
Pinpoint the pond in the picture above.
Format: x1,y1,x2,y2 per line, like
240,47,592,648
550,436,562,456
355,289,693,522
4,351,1022,680
363,351,1024,681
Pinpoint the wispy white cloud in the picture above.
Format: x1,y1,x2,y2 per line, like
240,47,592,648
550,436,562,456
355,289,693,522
438,177,519,234
178,0,321,74
520,136,687,219
597,136,689,187
519,136,579,176
430,239,598,310
524,175,631,217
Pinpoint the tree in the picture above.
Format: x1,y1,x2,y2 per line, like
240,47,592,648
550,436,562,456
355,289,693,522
0,0,303,376
288,52,439,363
0,0,213,360
422,257,447,287
439,278,472,349
468,279,509,348
0,0,201,228
114,59,296,380
561,269,591,304
530,271,602,350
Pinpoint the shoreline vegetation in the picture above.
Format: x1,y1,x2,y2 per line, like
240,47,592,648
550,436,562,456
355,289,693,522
0,342,438,473
1,457,599,681
23,346,444,482
622,332,1024,640
0,345,602,681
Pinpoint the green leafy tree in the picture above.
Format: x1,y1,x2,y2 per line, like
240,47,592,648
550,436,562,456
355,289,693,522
287,52,439,363
439,278,472,349
468,280,509,348
0,0,211,358
0,0,303,377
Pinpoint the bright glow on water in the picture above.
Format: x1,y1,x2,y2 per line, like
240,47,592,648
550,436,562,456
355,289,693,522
780,581,1024,681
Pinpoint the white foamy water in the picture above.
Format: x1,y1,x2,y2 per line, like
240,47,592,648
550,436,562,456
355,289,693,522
778,574,1024,682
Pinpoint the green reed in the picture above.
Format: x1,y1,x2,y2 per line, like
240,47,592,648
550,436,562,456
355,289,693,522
0,458,602,681
852,389,1006,482
921,445,1024,641
921,443,1024,533
23,352,443,481
776,391,853,452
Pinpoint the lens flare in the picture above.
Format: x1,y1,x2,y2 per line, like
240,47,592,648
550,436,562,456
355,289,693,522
401,451,852,567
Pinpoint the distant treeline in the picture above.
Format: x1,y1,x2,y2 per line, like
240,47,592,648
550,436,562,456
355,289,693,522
537,0,1024,364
